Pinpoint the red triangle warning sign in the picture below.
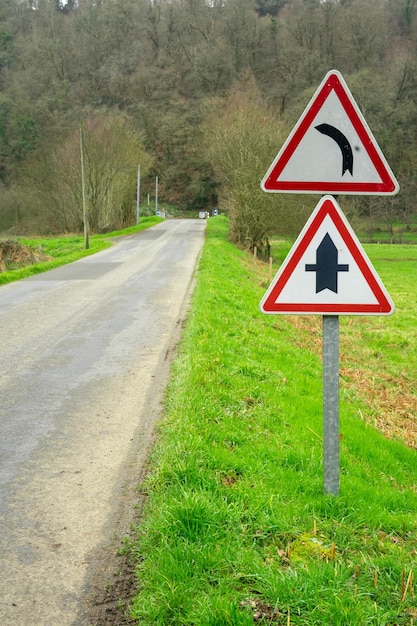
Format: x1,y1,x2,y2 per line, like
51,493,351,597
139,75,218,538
260,196,394,315
261,70,399,196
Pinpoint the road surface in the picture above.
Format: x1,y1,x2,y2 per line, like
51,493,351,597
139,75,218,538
0,219,206,625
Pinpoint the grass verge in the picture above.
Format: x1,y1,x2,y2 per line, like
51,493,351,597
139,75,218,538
129,216,417,625
0,216,163,285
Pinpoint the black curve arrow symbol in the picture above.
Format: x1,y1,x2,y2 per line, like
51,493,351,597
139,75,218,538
315,123,354,176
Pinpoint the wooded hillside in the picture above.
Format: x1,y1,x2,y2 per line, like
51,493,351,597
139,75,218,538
0,0,416,246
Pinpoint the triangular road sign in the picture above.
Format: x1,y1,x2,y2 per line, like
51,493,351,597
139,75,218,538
260,196,394,315
261,70,399,195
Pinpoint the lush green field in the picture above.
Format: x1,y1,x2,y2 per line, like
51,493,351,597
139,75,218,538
129,216,417,625
0,216,164,285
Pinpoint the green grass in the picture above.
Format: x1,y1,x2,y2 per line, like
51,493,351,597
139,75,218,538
0,216,164,285
359,226,417,245
129,217,417,625
342,242,417,374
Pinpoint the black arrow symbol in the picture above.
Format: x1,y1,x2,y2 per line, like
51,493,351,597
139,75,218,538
305,233,349,293
315,123,354,176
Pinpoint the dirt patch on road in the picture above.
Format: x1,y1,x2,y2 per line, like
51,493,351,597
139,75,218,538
83,544,139,626
85,552,137,625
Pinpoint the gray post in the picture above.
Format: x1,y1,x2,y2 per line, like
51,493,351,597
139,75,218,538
323,315,340,495
79,122,89,250
136,164,140,225
155,176,158,215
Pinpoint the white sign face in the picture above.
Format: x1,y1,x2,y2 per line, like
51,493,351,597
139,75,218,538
261,70,399,196
260,196,394,316
278,90,382,184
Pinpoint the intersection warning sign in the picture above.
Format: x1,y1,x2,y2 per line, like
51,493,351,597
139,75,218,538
260,196,395,315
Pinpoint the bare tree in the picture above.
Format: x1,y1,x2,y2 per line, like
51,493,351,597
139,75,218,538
205,77,312,250
19,111,153,233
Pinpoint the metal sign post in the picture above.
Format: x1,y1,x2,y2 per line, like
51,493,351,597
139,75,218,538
323,315,340,495
259,70,398,495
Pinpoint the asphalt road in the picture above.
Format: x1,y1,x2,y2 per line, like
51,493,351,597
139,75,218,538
0,218,206,625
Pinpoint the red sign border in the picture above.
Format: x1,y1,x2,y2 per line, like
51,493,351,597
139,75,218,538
262,71,399,195
260,196,394,315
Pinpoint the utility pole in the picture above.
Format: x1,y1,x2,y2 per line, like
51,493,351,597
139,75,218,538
80,122,89,250
136,164,140,225
155,176,158,215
